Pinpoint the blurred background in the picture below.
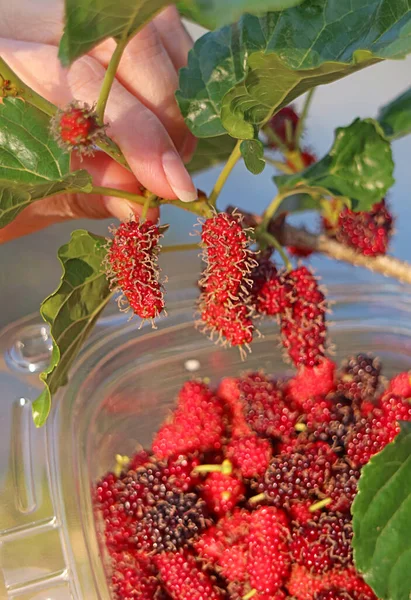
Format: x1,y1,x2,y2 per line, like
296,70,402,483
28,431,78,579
0,25,410,329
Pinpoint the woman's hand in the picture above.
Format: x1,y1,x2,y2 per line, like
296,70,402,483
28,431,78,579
0,3,197,242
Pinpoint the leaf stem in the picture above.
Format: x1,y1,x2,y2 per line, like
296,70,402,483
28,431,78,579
209,140,242,206
295,88,315,148
258,230,292,271
95,37,129,124
261,191,289,229
261,186,321,230
0,57,56,116
97,137,132,172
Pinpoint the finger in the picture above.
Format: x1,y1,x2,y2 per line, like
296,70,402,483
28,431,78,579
181,132,198,164
0,39,197,202
72,152,160,223
152,7,197,162
0,0,63,45
90,21,189,152
153,6,193,71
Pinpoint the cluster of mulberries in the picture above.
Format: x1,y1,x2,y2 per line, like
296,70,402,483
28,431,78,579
323,200,394,257
264,105,394,260
94,358,411,600
252,261,328,367
198,228,328,366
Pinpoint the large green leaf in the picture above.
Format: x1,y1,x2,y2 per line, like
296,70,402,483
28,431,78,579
0,98,92,227
177,0,304,30
378,85,411,141
177,3,411,140
0,173,92,228
59,0,306,65
186,134,237,174
59,0,169,66
352,422,411,600
274,119,395,212
33,230,112,427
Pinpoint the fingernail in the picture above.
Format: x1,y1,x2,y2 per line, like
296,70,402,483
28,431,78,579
162,150,197,203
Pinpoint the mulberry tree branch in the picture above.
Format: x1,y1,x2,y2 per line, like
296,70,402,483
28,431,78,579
279,223,411,284
231,206,411,285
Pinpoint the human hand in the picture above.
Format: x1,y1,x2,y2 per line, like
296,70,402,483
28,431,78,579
0,2,197,242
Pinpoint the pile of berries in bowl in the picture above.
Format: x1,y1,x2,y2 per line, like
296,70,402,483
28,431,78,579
94,349,411,600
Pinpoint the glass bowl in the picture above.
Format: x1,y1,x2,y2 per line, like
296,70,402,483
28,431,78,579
2,256,411,600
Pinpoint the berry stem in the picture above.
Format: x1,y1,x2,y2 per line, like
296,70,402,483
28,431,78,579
294,88,315,148
285,118,294,147
0,57,57,116
141,193,158,221
95,37,129,124
161,243,199,253
258,230,292,271
209,140,242,207
309,498,332,512
243,590,257,600
114,454,130,477
264,125,289,153
249,492,267,505
264,156,294,174
193,459,233,475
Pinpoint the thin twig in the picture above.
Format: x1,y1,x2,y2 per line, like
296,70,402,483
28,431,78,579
280,223,411,284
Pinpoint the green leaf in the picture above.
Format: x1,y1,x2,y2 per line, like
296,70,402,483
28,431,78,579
274,119,394,212
0,98,92,227
0,173,92,228
276,193,320,215
177,0,304,30
186,135,237,174
378,85,411,141
59,0,170,66
240,139,265,174
352,422,411,600
177,4,411,140
33,230,112,427
60,0,304,60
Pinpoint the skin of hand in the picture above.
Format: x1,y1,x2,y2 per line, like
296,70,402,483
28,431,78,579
0,2,198,243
